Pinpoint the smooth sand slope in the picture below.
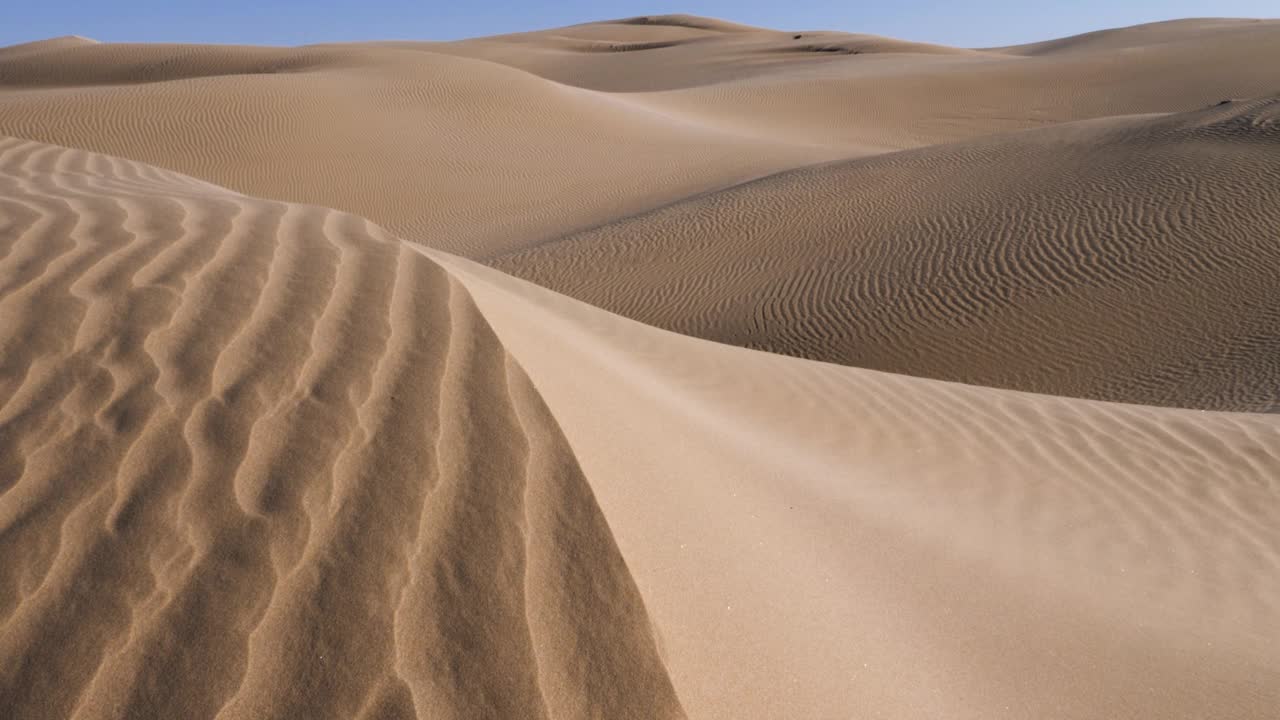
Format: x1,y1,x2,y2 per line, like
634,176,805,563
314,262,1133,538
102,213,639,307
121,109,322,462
1,137,1278,720
435,246,1280,720
495,98,1280,410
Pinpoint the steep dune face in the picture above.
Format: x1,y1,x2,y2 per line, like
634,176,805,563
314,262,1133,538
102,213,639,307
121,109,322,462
0,137,680,720
436,248,1280,720
494,98,1280,410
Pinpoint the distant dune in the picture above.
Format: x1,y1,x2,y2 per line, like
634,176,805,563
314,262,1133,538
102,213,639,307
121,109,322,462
1,14,1279,720
2,16,1279,256
494,98,1280,410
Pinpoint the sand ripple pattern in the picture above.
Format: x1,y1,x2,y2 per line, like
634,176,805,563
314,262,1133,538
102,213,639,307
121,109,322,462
0,137,682,720
494,98,1280,411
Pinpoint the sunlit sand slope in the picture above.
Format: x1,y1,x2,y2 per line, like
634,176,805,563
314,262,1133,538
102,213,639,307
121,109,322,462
438,249,1280,720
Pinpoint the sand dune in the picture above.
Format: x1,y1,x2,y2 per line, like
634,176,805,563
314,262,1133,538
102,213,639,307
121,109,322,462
0,33,832,257
2,12,1280,720
494,97,1280,410
3,16,1280,407
0,138,680,719
1,137,1276,719
993,17,1279,55
0,36,99,61
3,17,1280,254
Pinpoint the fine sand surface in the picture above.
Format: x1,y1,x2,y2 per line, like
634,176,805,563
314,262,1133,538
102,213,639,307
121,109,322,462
2,13,1280,720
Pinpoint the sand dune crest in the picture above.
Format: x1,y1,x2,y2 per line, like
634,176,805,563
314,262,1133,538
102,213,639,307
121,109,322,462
434,247,1280,720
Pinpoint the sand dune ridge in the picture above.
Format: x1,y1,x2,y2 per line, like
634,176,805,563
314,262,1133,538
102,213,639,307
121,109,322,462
0,137,680,720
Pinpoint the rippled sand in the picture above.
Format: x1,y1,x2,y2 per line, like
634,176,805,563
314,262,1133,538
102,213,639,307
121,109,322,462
2,14,1278,720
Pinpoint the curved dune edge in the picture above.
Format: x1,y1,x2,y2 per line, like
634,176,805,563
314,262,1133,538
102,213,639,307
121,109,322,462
0,137,682,720
436,246,1280,720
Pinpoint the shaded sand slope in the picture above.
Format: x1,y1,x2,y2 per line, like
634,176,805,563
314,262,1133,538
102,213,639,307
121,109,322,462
494,98,1280,410
0,137,681,720
437,248,1280,720
2,17,1280,257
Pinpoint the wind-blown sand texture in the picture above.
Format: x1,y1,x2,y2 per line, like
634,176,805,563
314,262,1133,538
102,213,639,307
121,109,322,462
1,14,1279,720
494,100,1280,409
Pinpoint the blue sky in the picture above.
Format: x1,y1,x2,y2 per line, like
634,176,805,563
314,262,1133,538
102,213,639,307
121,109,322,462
4,1,1276,48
